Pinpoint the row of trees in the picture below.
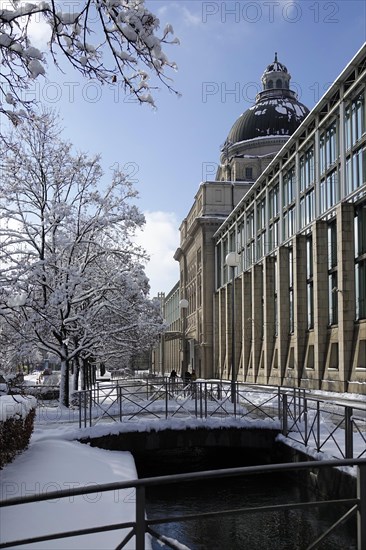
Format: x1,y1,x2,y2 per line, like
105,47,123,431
0,0,178,405
0,111,165,406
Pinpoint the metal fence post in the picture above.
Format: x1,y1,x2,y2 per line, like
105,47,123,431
194,383,198,418
233,382,237,417
199,382,203,419
316,401,321,453
301,389,306,421
135,485,146,550
282,394,288,435
345,406,353,459
118,386,122,422
89,389,93,427
78,392,81,429
304,398,308,446
205,383,208,418
83,390,87,428
165,380,168,419
357,462,366,550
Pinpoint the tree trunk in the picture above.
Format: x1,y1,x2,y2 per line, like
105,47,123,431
72,358,80,391
59,343,71,407
59,358,69,407
83,358,90,390
80,361,85,390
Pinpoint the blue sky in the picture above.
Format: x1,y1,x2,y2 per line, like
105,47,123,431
26,0,366,296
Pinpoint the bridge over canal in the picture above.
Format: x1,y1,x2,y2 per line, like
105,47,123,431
74,378,366,461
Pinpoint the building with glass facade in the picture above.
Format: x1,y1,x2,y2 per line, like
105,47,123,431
166,45,366,393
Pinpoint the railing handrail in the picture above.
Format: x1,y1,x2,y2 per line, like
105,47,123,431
76,380,366,416
74,379,366,461
1,458,365,550
1,457,365,508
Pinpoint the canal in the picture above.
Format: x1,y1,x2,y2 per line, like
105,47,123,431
134,447,357,550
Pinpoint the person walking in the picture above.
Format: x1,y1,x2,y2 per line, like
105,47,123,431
184,370,191,385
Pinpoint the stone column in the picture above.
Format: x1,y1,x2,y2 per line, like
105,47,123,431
293,235,307,385
241,271,252,381
251,264,263,382
234,276,243,382
337,203,356,391
276,246,290,384
313,220,328,388
258,256,275,384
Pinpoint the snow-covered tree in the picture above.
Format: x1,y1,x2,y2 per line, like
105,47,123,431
0,0,179,124
0,111,163,406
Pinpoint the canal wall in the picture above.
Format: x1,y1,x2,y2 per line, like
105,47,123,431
81,426,280,453
274,440,357,499
80,426,357,500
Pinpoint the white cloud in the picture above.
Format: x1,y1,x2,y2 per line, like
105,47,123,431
0,1,51,48
181,6,202,26
135,211,180,298
157,2,202,27
157,5,168,17
27,6,51,49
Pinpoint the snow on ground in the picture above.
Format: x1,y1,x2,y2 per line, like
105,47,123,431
0,378,365,548
0,438,147,549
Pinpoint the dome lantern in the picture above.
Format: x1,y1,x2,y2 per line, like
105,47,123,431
261,52,291,91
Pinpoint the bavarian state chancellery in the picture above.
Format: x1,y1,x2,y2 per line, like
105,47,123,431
154,44,366,395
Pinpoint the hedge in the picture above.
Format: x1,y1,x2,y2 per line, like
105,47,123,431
0,397,36,469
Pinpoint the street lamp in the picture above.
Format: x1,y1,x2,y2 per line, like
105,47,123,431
225,252,240,404
179,298,189,376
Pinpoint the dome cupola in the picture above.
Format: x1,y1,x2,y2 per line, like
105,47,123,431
261,52,290,91
217,54,310,182
224,54,309,145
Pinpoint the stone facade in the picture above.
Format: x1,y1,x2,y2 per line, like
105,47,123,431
159,48,366,394
173,181,251,377
214,46,366,393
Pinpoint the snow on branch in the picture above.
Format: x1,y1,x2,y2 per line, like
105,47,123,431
0,110,165,406
0,0,179,125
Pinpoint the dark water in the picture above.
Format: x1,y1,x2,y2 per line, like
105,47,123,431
134,448,357,550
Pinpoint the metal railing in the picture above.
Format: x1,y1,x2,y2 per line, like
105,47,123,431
75,379,366,460
282,392,366,460
1,458,365,550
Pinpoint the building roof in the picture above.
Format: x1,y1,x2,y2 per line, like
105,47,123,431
227,95,309,143
224,54,309,147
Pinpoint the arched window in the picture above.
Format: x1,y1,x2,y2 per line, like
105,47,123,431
268,80,273,89
276,79,282,89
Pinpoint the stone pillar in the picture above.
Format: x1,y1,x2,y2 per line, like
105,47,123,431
213,291,219,378
293,235,307,384
225,283,230,381
241,271,252,381
313,220,328,388
337,203,356,391
276,246,290,384
258,256,275,384
251,264,263,382
234,276,243,382
216,288,227,379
